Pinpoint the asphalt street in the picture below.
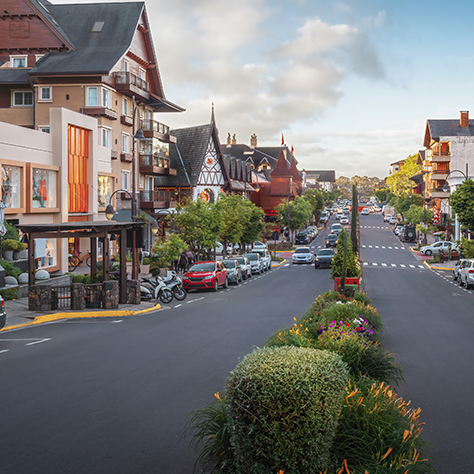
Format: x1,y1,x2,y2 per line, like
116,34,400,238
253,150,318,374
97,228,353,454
361,213,474,473
0,227,335,474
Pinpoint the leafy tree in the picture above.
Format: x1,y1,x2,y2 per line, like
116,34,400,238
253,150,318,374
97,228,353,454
351,184,358,254
276,196,312,241
240,200,265,249
404,204,432,225
215,193,246,253
373,187,392,204
174,198,222,260
303,189,325,222
394,196,412,220
450,178,474,232
331,229,360,280
152,233,187,269
386,154,422,196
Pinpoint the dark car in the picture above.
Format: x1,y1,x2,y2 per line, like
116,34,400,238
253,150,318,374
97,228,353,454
326,233,338,248
182,261,228,292
0,296,5,329
314,248,334,268
222,259,243,285
295,232,310,245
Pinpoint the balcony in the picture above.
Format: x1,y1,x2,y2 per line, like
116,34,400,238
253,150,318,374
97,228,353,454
141,119,176,143
139,190,171,210
431,170,448,180
111,150,118,160
120,115,133,127
120,153,132,163
113,72,149,102
429,188,450,199
139,154,177,176
83,107,118,120
428,149,451,163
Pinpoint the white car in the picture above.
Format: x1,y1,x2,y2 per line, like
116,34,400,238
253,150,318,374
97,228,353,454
384,214,392,222
361,208,369,215
459,259,474,289
251,248,271,270
253,241,268,249
340,216,349,225
420,241,458,256
292,247,313,264
335,212,344,220
389,216,398,225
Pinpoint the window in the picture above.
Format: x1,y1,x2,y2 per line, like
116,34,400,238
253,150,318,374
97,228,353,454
102,88,110,108
122,133,130,153
32,168,57,209
13,91,33,106
36,238,57,269
39,86,51,101
122,171,130,190
122,59,128,72
38,126,50,133
1,165,22,209
87,86,98,106
11,56,27,68
98,175,114,208
139,67,146,80
123,97,128,116
35,54,44,63
101,127,111,147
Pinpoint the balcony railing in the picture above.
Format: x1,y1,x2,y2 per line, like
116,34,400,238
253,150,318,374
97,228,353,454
114,71,148,92
139,154,169,168
140,190,171,202
141,119,170,135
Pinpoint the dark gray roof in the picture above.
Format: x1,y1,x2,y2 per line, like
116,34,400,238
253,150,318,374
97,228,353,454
426,119,474,142
305,170,336,182
30,2,144,76
0,68,31,84
221,143,296,170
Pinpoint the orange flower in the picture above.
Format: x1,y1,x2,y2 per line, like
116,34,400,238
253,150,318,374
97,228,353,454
214,392,220,401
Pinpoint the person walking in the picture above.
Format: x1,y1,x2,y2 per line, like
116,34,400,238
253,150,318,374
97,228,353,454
178,251,188,273
186,249,194,269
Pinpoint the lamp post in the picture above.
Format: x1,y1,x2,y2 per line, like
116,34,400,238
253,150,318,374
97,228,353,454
131,96,145,221
442,168,468,241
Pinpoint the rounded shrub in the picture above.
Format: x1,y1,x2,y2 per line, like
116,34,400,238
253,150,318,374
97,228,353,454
225,346,349,474
72,274,85,284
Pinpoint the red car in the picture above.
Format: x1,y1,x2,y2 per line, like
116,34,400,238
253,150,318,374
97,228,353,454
182,261,228,291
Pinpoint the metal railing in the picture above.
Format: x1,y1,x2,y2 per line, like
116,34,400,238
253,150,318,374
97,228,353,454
139,190,171,202
139,154,170,168
140,119,170,135
51,285,71,310
113,71,149,92
84,283,103,309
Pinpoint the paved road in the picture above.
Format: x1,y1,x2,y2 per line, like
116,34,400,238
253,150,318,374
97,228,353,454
361,213,474,472
1,227,335,474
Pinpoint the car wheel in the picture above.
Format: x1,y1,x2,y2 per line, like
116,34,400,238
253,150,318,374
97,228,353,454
453,273,457,281
459,278,464,287
223,277,229,288
213,279,219,292
425,249,432,256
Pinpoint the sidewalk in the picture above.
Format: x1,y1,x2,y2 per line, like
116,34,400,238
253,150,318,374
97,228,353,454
409,245,456,271
1,298,160,332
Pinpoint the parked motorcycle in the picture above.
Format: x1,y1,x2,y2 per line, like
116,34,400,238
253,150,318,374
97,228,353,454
163,271,187,301
141,272,187,303
141,277,174,304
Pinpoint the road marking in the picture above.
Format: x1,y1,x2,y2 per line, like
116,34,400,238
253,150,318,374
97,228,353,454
375,246,379,248
362,245,366,248
409,265,415,268
174,304,182,308
372,263,378,266
382,263,387,266
0,349,9,354
388,247,392,249
26,338,51,346
0,338,47,342
382,246,386,249
363,262,368,266
418,265,424,268
284,264,290,267
400,264,406,268
368,245,373,248
111,320,123,323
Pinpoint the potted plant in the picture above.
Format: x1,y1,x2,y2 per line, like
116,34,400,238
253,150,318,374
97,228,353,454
13,241,25,261
141,257,151,274
2,239,18,261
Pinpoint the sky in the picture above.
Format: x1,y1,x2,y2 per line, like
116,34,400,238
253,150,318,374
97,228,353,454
57,0,474,179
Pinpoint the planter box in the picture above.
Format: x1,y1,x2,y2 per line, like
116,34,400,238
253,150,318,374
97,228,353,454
334,277,360,292
140,264,150,274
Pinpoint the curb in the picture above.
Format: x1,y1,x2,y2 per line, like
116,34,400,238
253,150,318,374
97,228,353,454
0,303,162,333
423,261,454,271
271,260,286,268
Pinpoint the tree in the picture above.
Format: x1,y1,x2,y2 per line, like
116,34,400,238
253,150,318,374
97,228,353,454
351,184,358,254
240,200,265,249
405,204,432,225
276,196,312,241
450,178,474,232
174,198,222,260
374,187,394,204
394,196,412,220
303,189,325,222
386,154,422,196
152,234,187,269
330,229,360,281
215,193,246,254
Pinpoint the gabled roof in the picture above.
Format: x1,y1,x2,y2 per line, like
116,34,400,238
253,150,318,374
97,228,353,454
289,159,302,182
270,150,292,178
30,2,144,76
305,170,336,182
417,150,426,165
424,119,474,148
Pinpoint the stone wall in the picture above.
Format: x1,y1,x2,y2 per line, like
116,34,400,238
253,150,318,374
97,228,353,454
127,280,140,304
19,274,73,298
29,285,51,311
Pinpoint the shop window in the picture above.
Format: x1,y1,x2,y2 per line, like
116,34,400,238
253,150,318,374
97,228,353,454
98,175,114,208
36,238,57,269
32,169,57,209
1,165,21,209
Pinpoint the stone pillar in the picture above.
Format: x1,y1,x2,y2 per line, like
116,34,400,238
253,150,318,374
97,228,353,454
103,280,119,309
127,279,141,304
29,285,51,311
71,283,86,311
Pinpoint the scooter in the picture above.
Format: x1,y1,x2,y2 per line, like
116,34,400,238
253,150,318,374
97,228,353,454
162,271,187,301
141,277,174,304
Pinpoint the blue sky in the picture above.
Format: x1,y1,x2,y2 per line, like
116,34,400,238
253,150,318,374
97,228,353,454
57,0,474,179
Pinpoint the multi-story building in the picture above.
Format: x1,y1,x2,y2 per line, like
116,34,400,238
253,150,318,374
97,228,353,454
304,170,336,192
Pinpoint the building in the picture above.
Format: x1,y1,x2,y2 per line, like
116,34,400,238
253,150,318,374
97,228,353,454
304,170,336,192
389,160,405,175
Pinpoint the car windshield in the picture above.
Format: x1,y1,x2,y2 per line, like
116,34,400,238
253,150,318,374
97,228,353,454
244,253,258,261
327,235,337,240
295,248,310,254
318,250,334,256
222,260,236,269
189,263,215,272
234,257,245,264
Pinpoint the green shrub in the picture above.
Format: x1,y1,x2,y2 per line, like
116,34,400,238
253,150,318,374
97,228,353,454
0,287,19,300
4,222,19,241
353,291,372,305
0,260,21,279
225,346,349,473
330,377,433,473
84,274,92,284
72,274,85,284
142,257,151,265
126,255,132,263
14,241,25,252
2,239,18,251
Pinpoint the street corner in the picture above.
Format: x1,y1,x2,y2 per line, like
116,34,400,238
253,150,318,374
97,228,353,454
423,260,454,271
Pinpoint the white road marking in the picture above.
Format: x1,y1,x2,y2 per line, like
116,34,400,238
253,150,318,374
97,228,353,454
400,264,406,268
382,263,387,267
375,246,379,248
391,264,396,267
26,338,51,346
418,265,424,268
174,304,182,308
111,320,123,323
0,349,9,354
368,245,373,248
363,262,368,266
382,246,386,249
409,265,415,268
372,263,378,266
284,264,290,267
388,247,392,249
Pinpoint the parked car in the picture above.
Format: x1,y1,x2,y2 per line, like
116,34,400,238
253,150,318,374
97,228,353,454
251,248,272,270
420,241,457,256
454,259,470,282
331,223,342,234
459,259,474,289
243,252,264,274
320,212,328,223
307,226,318,238
335,212,343,220
0,296,5,330
399,224,416,243
393,223,404,235
340,216,349,225
182,261,228,292
292,247,313,264
233,255,252,279
253,241,268,249
389,216,398,225
361,208,369,215
326,233,338,248
314,248,334,268
222,259,243,285
295,232,311,245
384,214,392,222
226,243,240,255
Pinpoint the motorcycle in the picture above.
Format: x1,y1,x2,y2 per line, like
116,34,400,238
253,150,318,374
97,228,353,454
141,276,174,304
163,271,187,301
141,272,187,303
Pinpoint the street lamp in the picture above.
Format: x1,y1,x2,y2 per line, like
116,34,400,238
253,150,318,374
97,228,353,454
131,96,146,221
442,169,468,241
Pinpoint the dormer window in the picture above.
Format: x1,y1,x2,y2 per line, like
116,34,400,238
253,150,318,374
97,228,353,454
10,55,27,68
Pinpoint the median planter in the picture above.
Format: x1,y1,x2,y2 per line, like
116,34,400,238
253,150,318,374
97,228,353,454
334,277,360,292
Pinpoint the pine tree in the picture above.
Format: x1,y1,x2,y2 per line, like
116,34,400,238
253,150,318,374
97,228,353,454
351,184,358,254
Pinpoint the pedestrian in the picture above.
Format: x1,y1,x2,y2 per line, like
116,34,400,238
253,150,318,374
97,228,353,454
178,251,188,273
418,234,423,246
324,219,327,229
186,249,194,269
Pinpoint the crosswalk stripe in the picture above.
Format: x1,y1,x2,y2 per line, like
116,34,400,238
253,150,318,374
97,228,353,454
391,264,396,267
368,245,373,248
375,246,379,248
363,262,368,266
372,263,378,266
400,264,406,268
409,265,415,268
382,263,387,266
418,265,424,268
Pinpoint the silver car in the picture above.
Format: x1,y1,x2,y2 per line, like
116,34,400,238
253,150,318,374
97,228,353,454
251,248,271,271
243,253,264,274
454,259,470,282
459,259,474,289
233,255,252,279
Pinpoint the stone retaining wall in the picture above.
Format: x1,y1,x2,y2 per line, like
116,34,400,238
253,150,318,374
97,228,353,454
19,275,72,298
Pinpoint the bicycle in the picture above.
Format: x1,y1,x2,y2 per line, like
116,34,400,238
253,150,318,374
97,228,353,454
68,252,91,271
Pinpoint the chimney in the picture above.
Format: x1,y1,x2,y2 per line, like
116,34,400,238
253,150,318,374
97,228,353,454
460,111,469,128
250,133,257,147
232,133,236,145
227,132,231,145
